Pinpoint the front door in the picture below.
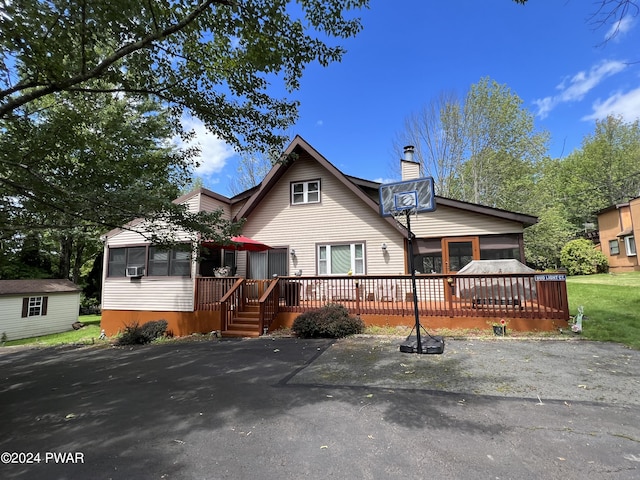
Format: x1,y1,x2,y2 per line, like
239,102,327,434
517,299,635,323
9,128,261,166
442,237,480,274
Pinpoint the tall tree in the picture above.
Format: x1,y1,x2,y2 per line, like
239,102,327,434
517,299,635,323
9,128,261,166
0,0,369,237
2,88,214,285
458,78,548,211
552,116,640,226
395,77,548,213
228,152,274,196
0,89,210,239
393,91,464,198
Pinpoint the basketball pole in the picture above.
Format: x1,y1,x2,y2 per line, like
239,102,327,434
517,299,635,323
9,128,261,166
405,209,423,354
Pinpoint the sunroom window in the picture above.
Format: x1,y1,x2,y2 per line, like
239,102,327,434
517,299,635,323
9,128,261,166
108,246,146,277
148,247,191,277
291,180,320,205
318,243,365,275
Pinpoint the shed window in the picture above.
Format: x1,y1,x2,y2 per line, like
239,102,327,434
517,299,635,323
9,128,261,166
21,296,48,317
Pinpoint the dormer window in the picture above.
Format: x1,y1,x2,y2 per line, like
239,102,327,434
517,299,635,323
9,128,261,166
291,180,320,205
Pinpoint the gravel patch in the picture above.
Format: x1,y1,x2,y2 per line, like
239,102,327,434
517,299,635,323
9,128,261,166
290,336,640,405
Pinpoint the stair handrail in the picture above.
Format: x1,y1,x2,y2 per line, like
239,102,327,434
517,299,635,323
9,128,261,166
258,278,280,335
219,278,244,332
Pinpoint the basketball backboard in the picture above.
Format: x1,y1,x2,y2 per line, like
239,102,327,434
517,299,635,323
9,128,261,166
379,177,436,217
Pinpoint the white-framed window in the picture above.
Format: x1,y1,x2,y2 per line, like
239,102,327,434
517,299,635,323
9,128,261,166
609,239,620,255
318,243,365,275
22,296,48,317
291,180,320,205
624,235,636,256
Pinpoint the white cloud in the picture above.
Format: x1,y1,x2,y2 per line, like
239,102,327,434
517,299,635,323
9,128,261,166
176,116,236,176
534,60,627,118
582,86,640,122
604,16,635,42
374,177,399,185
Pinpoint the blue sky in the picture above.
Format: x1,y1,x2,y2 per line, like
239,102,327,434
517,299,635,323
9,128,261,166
188,0,640,197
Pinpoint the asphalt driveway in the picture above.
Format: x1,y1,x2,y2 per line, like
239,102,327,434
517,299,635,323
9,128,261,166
1,336,639,479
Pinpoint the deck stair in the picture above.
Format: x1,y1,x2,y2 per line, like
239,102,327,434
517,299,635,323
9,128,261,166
222,303,262,338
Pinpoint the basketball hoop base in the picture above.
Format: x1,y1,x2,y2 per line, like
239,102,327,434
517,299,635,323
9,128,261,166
400,335,445,355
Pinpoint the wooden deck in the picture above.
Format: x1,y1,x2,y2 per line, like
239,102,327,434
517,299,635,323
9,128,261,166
195,274,570,336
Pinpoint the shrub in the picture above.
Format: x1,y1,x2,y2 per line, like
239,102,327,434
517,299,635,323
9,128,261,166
117,319,168,345
560,239,609,275
79,295,101,315
292,303,364,338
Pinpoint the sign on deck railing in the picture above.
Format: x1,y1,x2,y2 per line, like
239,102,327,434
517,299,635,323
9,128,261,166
534,274,567,282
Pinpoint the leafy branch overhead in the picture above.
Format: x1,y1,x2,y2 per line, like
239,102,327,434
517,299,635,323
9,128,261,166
0,0,369,238
0,0,367,149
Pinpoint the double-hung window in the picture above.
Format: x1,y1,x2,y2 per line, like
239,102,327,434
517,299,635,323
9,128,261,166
609,239,620,255
318,243,365,275
291,180,320,205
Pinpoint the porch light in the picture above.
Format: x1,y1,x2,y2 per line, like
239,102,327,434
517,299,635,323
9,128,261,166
290,249,296,257
381,243,387,251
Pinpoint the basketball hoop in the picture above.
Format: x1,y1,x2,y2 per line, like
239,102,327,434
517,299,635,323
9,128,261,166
378,177,444,355
379,177,435,217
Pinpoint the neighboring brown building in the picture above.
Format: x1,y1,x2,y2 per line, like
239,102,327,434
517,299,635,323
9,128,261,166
596,197,640,272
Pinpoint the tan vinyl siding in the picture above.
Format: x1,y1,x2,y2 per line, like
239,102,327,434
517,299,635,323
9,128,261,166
107,220,196,246
231,198,249,219
102,278,194,311
198,193,231,219
401,159,421,180
239,153,407,276
182,194,201,213
409,206,524,238
0,292,80,341
106,229,150,247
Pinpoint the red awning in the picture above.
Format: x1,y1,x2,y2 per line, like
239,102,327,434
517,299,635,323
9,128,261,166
202,235,272,252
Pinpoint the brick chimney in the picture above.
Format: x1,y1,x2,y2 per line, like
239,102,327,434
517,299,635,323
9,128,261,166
401,145,420,180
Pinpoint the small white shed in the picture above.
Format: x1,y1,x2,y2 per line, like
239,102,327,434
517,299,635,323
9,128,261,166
0,279,81,341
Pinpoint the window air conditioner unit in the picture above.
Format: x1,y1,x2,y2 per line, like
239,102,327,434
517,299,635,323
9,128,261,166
126,266,145,277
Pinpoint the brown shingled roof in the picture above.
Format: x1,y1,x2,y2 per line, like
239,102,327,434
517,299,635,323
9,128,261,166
0,279,80,296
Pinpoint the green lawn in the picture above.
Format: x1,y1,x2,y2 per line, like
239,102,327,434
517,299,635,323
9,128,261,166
2,315,106,347
566,271,640,350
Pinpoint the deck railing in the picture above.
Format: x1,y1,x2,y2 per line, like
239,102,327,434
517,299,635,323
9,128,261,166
195,273,569,324
195,276,239,311
275,274,568,318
